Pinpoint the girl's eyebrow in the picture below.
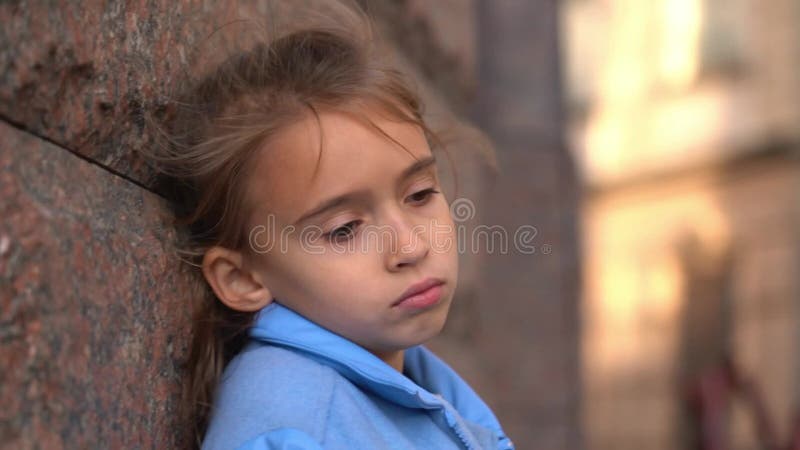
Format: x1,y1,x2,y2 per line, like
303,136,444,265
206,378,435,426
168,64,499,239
292,155,437,225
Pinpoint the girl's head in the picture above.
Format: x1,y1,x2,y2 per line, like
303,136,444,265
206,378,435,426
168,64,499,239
143,4,470,444
218,107,459,357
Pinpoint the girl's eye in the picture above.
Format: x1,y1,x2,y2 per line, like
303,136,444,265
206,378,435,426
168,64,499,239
407,188,440,205
325,220,361,242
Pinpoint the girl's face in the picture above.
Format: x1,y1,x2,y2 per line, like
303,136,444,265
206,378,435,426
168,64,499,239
243,107,459,365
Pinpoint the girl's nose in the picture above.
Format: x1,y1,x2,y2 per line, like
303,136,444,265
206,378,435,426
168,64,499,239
383,212,430,271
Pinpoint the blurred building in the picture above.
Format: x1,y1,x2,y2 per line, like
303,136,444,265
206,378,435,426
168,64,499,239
561,0,800,449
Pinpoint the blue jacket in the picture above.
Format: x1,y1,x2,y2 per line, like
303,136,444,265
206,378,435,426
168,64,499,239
202,302,515,450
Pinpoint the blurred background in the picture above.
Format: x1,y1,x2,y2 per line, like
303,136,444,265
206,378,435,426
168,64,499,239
562,0,800,449
1,0,798,449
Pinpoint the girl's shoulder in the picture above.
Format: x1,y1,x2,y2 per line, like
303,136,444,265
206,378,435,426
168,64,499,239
202,342,339,450
220,340,339,393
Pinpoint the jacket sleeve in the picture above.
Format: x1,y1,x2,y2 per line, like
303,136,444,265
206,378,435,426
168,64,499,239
234,428,325,450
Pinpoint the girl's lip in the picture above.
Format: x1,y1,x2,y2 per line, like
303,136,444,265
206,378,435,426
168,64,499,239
393,283,444,310
393,277,445,307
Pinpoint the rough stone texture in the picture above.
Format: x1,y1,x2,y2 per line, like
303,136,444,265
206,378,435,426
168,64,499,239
0,120,196,449
0,0,479,191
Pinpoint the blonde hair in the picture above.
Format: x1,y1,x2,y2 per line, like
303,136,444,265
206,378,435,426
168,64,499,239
140,2,487,447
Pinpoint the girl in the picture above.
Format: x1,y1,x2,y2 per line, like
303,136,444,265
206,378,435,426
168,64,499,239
145,3,514,449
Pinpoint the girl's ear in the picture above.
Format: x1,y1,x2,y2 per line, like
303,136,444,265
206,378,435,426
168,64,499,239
201,246,273,312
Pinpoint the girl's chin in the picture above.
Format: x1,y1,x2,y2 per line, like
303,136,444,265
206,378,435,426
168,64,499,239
402,314,451,346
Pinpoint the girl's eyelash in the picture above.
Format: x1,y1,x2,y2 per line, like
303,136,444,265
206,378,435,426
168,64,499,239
324,188,440,243
407,188,440,204
326,220,362,242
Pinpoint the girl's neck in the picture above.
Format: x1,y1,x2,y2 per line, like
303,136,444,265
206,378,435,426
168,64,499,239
373,349,405,373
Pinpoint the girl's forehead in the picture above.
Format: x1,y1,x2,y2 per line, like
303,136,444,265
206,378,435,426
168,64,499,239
245,109,432,224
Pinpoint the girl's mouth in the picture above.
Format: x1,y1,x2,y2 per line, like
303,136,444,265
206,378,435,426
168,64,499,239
392,278,445,310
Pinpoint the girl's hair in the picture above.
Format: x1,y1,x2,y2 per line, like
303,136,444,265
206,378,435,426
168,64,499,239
140,2,491,447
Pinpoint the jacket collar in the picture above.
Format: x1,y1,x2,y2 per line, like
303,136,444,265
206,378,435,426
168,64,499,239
249,301,505,435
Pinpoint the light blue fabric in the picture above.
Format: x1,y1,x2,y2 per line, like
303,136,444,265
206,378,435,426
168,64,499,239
201,302,515,450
